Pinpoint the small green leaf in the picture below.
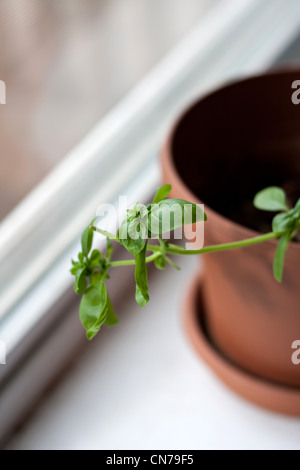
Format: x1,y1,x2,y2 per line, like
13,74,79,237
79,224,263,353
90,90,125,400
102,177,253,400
272,203,300,236
273,235,289,283
135,243,149,307
118,220,145,256
121,236,145,257
148,199,206,237
127,202,148,220
105,297,119,326
272,212,292,233
118,203,149,256
81,224,94,257
293,200,300,230
128,219,148,241
254,187,288,212
154,255,166,270
70,263,81,275
153,184,172,204
74,268,87,294
89,250,102,266
79,282,108,340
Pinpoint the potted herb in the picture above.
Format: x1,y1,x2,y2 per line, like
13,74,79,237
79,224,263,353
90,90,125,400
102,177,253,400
71,183,299,413
161,69,300,415
71,70,300,415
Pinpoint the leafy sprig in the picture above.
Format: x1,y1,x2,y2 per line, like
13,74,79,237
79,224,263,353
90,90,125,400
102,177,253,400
254,187,300,282
71,185,299,340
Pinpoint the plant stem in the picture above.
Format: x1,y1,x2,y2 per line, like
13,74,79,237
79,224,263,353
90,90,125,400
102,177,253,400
110,252,161,268
108,232,283,268
90,226,118,240
162,231,283,256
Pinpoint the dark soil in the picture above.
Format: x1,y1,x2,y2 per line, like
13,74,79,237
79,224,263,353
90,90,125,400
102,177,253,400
210,177,300,242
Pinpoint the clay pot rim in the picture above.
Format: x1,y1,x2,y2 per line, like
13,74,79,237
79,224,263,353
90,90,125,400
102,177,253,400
162,69,300,253
184,271,300,416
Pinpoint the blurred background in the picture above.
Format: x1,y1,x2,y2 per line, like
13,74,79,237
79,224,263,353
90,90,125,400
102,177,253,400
1,0,300,451
0,0,217,220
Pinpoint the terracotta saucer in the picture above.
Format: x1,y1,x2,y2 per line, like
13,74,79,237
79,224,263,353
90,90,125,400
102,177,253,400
184,272,300,417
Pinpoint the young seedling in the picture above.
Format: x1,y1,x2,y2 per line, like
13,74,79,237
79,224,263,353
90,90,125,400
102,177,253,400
71,185,300,340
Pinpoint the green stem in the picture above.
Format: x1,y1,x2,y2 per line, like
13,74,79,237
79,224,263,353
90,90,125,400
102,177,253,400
99,231,284,269
110,252,161,268
162,232,283,256
90,226,118,240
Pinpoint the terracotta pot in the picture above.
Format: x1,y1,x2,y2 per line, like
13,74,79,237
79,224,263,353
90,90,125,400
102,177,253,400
184,272,300,416
162,70,300,389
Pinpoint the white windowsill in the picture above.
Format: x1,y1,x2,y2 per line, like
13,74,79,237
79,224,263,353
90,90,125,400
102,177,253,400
7,256,300,451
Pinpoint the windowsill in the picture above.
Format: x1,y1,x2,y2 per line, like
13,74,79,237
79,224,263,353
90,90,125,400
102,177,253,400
6,255,300,451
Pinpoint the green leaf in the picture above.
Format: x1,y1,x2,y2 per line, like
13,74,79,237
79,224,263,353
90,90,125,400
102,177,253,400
148,199,207,237
120,235,145,257
273,235,289,283
254,187,288,212
272,203,300,236
70,263,81,275
91,271,102,286
154,255,166,270
79,282,108,340
135,243,149,307
105,297,119,326
89,249,102,265
118,203,149,256
128,219,148,241
118,220,145,256
294,200,300,229
153,184,172,204
81,225,94,257
74,268,87,294
272,212,293,233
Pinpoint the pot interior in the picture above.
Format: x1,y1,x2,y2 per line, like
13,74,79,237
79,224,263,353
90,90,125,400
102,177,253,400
172,71,300,233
